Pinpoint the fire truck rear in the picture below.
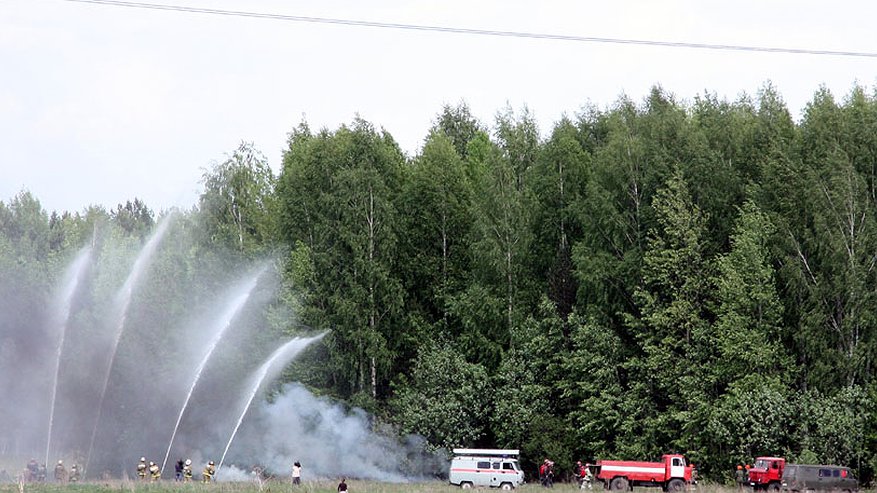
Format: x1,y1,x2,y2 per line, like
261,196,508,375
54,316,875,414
596,454,695,491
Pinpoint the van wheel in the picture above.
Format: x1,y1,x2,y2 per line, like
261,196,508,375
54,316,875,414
500,483,513,490
460,482,473,489
611,477,629,491
668,479,685,492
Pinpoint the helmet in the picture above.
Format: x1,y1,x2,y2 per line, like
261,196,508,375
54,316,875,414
150,462,155,466
737,465,743,470
209,461,214,466
140,457,146,462
185,459,192,466
58,460,63,465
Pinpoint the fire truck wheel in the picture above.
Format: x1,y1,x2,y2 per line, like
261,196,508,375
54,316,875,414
768,484,780,492
610,477,629,491
668,479,685,492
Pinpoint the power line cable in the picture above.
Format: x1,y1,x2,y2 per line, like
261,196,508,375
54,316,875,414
59,0,877,59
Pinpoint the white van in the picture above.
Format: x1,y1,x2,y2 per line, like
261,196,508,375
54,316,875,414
449,448,525,489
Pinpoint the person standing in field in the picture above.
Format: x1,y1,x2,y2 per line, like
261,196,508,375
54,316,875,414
202,461,215,483
337,477,348,492
291,461,302,485
137,457,147,480
53,460,66,483
183,459,193,482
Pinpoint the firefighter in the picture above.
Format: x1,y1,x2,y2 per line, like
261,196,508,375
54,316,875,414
137,457,148,480
149,461,160,481
183,459,193,482
575,461,592,489
736,465,745,489
54,460,66,483
69,464,80,483
202,461,215,483
175,459,184,481
26,459,39,482
539,459,554,488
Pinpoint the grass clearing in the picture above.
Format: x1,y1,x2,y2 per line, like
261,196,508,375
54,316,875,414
1,483,873,493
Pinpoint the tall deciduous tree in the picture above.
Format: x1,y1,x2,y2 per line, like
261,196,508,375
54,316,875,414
399,131,473,326
712,200,791,391
276,119,405,403
467,108,537,338
530,118,589,323
631,167,713,452
199,142,276,255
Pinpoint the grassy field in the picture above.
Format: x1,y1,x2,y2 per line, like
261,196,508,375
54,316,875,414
2,478,875,493
0,482,816,493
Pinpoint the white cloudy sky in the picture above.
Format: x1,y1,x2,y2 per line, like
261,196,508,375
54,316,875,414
1,0,875,213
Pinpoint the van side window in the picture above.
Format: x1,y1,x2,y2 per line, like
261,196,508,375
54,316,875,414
832,470,839,477
503,463,515,470
493,462,500,469
818,469,831,478
477,461,490,469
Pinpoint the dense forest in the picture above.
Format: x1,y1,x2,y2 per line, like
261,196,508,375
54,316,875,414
2,83,877,483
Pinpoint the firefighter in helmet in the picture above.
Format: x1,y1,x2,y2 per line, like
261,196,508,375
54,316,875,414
149,461,160,481
54,460,66,483
203,461,215,483
69,464,80,483
183,459,193,482
137,457,147,480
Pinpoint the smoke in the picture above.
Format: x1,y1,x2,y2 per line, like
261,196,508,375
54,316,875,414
220,383,445,482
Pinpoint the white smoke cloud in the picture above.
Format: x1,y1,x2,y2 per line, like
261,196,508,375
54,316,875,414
219,383,445,483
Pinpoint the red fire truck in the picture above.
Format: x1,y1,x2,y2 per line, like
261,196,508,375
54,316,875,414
748,457,785,490
596,454,696,491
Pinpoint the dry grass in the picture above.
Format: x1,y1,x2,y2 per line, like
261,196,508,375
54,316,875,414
0,482,872,493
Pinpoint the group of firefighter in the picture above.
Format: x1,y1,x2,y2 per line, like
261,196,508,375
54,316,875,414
21,458,80,483
540,458,594,489
735,464,753,489
136,456,215,483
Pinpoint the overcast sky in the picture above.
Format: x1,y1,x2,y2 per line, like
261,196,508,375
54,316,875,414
2,0,875,214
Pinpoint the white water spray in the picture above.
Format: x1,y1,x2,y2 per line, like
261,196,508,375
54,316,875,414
217,333,327,473
84,216,173,474
160,266,267,473
45,245,92,466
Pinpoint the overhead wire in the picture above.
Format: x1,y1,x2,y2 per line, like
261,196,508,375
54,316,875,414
58,0,877,59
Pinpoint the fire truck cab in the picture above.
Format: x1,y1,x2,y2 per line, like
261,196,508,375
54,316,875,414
749,457,786,491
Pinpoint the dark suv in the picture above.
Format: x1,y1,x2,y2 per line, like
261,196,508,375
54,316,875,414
781,464,858,493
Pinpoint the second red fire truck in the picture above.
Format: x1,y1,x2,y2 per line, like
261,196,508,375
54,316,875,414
596,454,696,491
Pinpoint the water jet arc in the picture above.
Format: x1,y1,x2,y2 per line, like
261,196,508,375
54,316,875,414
160,267,267,473
45,246,92,466
83,216,172,475
217,333,327,474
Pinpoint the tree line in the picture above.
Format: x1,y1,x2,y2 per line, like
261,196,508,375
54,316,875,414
2,83,876,483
